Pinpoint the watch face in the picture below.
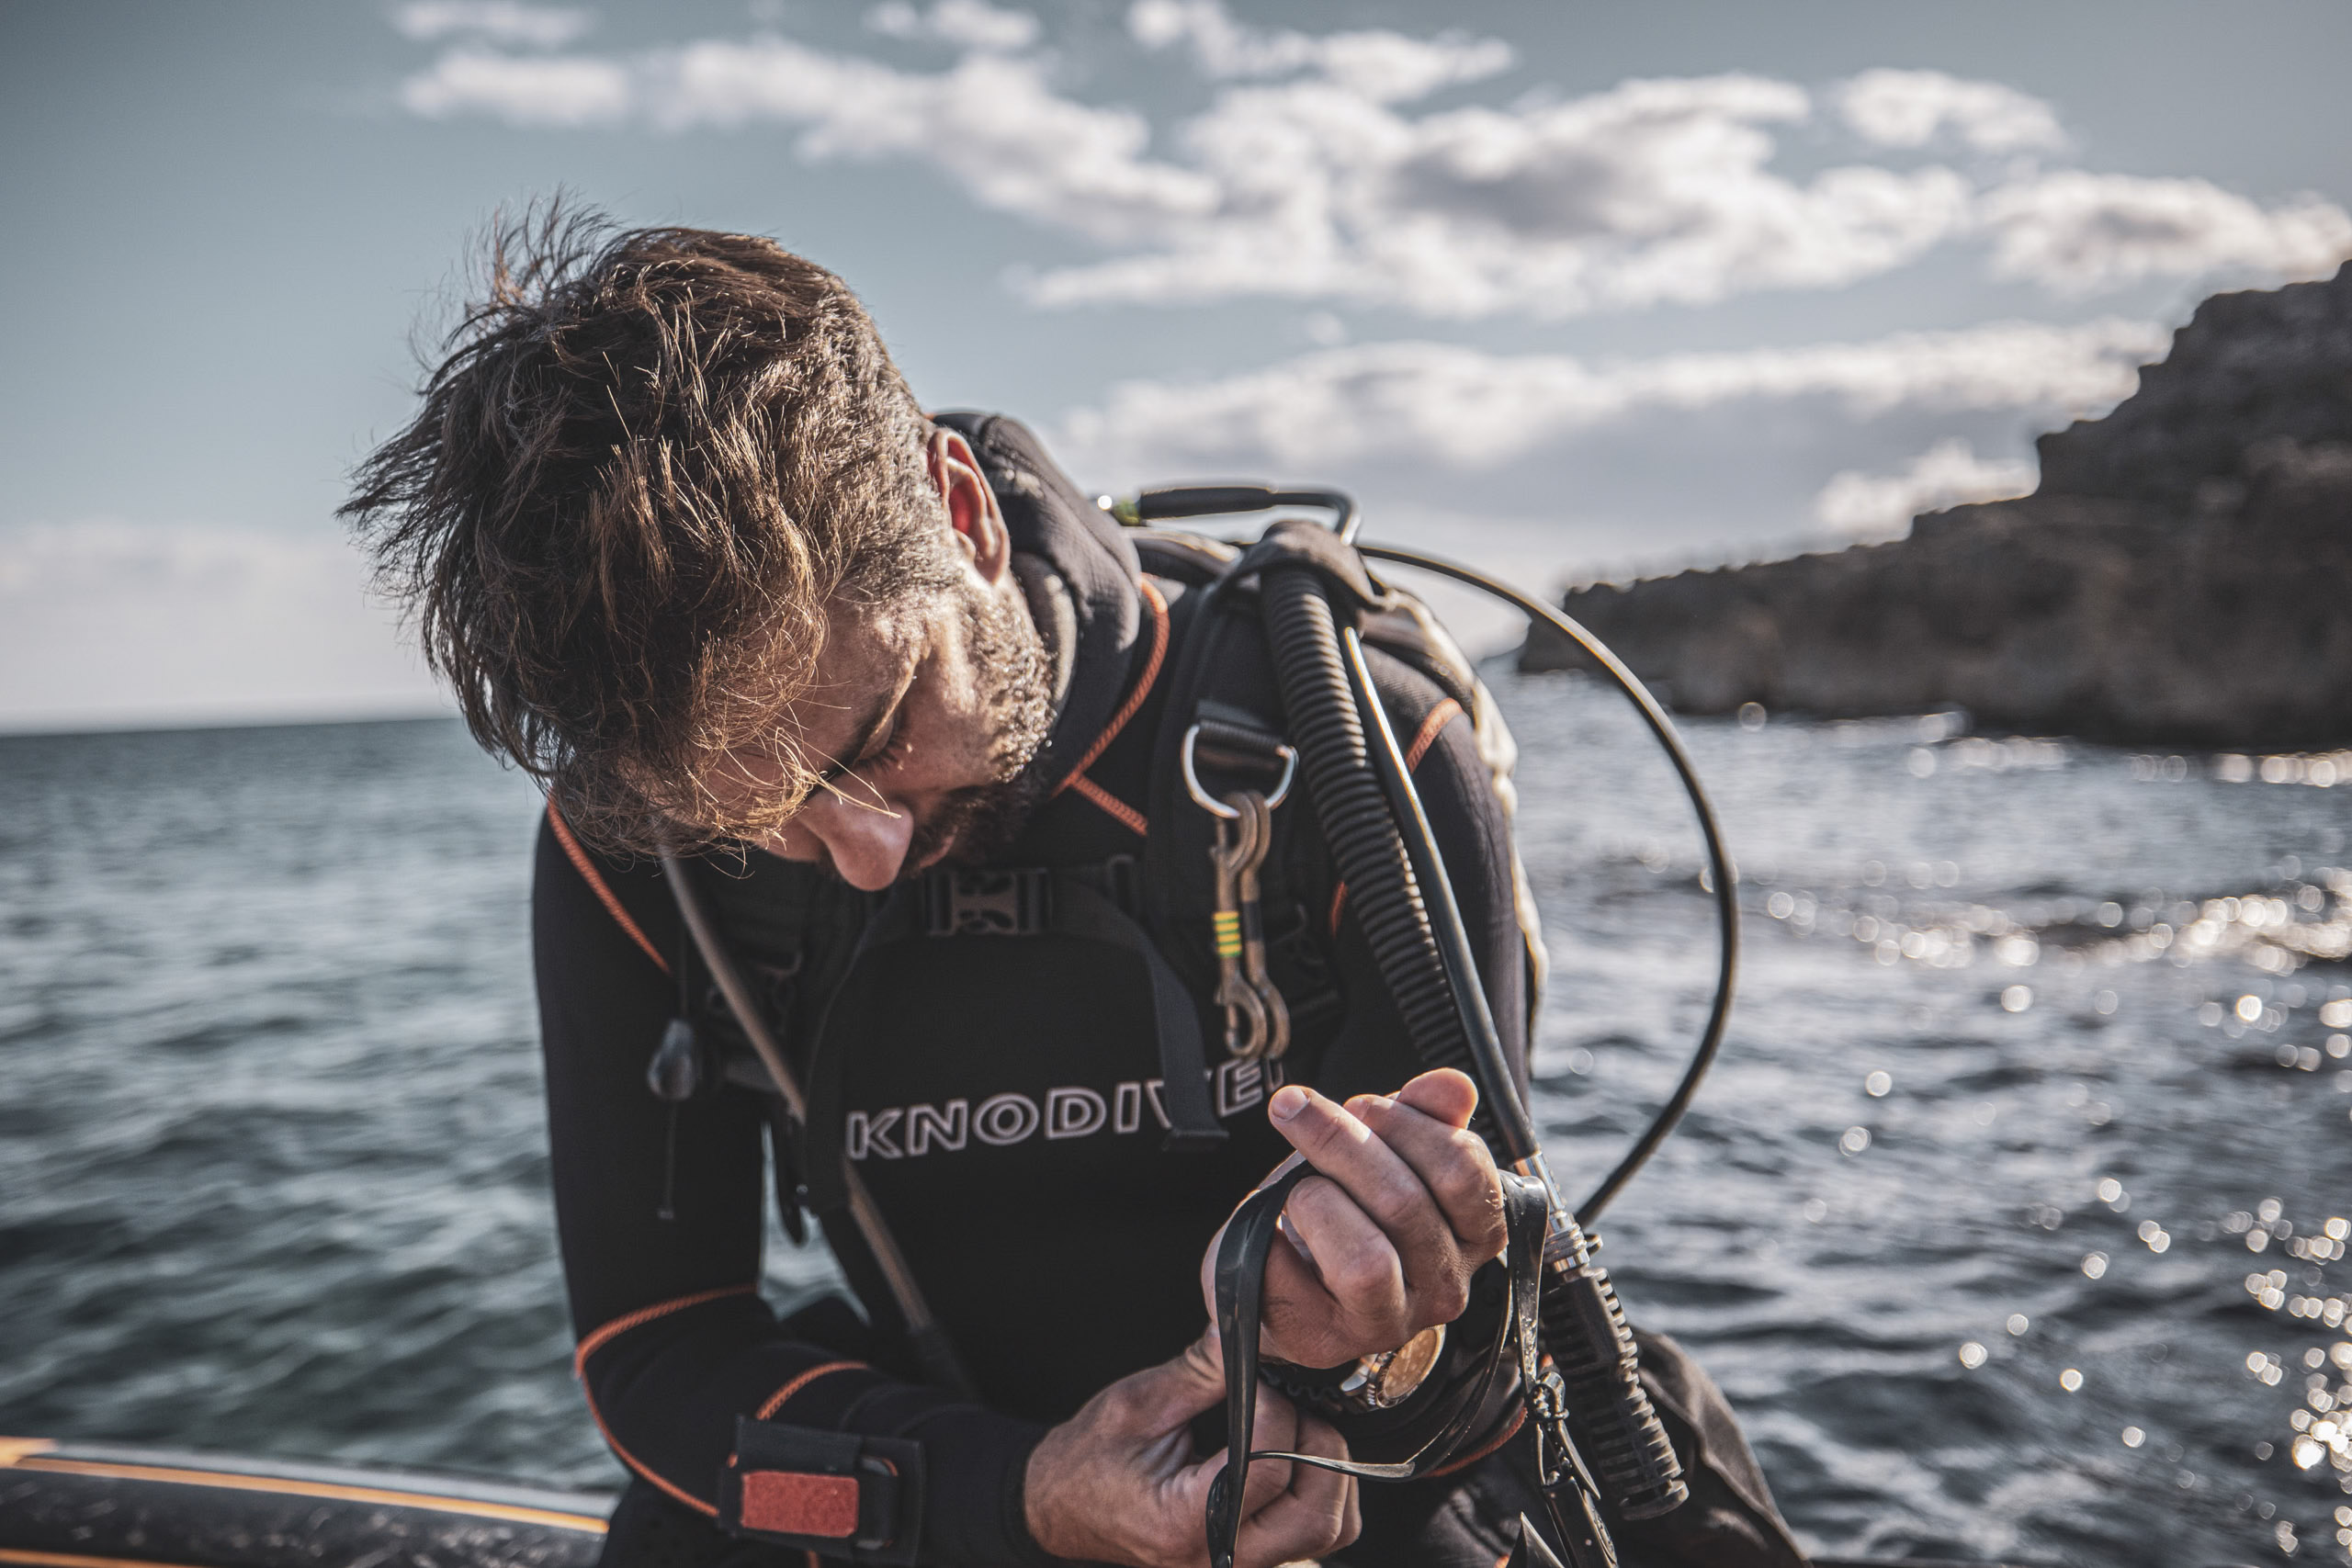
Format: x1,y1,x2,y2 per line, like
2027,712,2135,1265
1345,1323,1447,1409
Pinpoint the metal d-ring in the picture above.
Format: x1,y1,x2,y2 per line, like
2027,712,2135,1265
1182,725,1297,818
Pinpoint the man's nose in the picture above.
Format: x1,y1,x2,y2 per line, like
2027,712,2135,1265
799,789,917,891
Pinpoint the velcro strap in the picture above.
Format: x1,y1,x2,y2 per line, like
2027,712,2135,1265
741,1471,860,1537
719,1416,924,1565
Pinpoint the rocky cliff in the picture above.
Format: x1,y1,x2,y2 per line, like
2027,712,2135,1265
1521,265,2352,749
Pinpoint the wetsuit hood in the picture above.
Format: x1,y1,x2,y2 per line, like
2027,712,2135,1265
929,411,1143,794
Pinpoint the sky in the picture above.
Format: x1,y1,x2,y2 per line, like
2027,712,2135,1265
4,1,2349,731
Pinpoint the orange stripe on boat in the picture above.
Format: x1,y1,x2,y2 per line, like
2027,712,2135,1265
2,1550,218,1568
0,1459,606,1535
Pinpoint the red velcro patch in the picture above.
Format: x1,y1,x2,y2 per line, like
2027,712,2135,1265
741,1470,860,1539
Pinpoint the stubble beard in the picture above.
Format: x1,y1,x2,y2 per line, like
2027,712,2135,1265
899,581,1055,874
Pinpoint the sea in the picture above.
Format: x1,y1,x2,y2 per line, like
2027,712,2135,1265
4,674,2349,1567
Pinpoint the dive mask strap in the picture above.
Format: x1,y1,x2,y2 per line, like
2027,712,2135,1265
1204,1166,1554,1568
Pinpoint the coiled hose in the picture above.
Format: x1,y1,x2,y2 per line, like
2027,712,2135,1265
1258,571,1476,1086
1258,563,1688,1523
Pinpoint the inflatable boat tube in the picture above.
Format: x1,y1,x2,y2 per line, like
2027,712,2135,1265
0,1437,608,1568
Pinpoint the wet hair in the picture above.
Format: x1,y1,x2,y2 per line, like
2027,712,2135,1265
342,204,960,853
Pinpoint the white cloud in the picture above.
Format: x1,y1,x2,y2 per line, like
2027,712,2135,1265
659,41,1216,239
867,0,1042,55
389,9,2352,318
400,48,631,125
1027,72,1977,317
1126,0,1512,104
394,14,1977,319
0,523,441,731
1837,69,2065,154
400,40,1213,234
1813,438,2037,540
1053,317,2167,478
392,2,592,50
1979,172,2352,293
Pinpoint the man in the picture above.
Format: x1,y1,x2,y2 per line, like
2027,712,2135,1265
345,213,1801,1568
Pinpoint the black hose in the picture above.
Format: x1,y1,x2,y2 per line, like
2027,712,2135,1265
1338,594,1685,1519
1260,564,1687,1523
1135,484,1360,540
1258,569,1480,1092
1115,484,1739,1529
1354,544,1739,1224
1338,621,1537,1165
1117,488,1735,1221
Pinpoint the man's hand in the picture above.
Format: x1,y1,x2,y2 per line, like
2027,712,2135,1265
1023,1332,1358,1567
1204,1068,1508,1371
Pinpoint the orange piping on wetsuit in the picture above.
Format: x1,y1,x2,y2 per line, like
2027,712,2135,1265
1052,578,1170,838
548,803,671,976
754,1360,867,1419
573,1283,763,1518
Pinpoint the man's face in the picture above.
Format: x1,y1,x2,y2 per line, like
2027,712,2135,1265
725,573,1053,890
684,427,1053,889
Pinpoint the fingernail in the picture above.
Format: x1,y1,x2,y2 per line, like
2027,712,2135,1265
1349,1093,1393,1116
1270,1085,1309,1122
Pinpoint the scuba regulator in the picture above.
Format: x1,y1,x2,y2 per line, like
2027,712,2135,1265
658,473,1742,1567
1119,486,1741,1568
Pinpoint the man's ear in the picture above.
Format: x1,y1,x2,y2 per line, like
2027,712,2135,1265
929,429,1012,586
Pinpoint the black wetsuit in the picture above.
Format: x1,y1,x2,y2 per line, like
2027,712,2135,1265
535,418,1802,1568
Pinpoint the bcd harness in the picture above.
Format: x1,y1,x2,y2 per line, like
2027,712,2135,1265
640,484,1736,1565
657,523,1541,1234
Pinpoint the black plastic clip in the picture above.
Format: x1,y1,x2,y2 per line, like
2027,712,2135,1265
922,866,1052,937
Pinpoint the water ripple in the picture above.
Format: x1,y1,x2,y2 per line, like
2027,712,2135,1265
4,696,2350,1561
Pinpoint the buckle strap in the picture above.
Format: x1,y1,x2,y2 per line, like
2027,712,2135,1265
922,866,1053,936
919,860,1147,936
1051,879,1226,1151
